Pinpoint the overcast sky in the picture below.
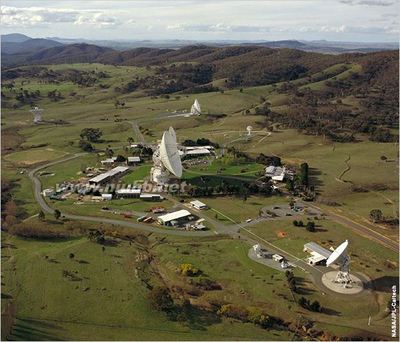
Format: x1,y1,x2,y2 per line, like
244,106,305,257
1,0,399,42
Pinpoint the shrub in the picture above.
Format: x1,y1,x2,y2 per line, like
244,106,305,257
218,304,249,321
179,263,200,276
306,221,315,232
148,286,174,312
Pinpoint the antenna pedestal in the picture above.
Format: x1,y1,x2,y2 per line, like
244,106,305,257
334,271,353,288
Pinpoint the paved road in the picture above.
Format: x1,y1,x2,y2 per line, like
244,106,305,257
303,201,398,253
129,121,146,144
28,154,214,237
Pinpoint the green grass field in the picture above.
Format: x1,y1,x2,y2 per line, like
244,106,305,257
2,61,398,341
2,233,294,341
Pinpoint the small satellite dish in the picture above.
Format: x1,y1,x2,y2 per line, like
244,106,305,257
190,99,201,116
159,127,182,178
246,125,253,136
29,106,43,123
326,240,348,267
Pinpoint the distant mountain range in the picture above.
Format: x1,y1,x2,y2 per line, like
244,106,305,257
1,33,398,68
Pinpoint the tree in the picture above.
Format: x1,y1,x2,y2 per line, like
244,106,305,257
80,128,103,142
69,253,75,259
380,155,387,162
54,209,61,220
115,155,126,162
148,286,174,311
105,147,114,158
38,210,45,221
310,300,321,312
306,221,316,232
292,220,298,227
298,220,304,227
300,162,309,187
298,296,308,308
369,209,383,223
79,139,94,152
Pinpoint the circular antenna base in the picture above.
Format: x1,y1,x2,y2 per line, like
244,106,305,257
321,271,364,294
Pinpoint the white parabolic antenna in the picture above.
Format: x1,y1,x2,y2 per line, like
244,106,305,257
326,240,352,287
159,127,182,178
326,240,348,267
246,125,253,136
190,99,201,115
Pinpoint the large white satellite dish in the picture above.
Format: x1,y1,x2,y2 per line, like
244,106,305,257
159,127,182,178
326,239,348,267
326,240,352,287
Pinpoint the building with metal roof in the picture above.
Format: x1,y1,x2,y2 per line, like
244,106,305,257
157,209,194,226
303,242,332,265
88,166,129,185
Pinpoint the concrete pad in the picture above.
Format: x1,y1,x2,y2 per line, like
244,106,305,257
321,271,364,294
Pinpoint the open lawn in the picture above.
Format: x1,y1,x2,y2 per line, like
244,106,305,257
199,195,289,224
1,233,293,341
4,148,68,166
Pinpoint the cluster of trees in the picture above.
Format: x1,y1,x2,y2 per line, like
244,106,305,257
298,296,321,312
47,89,63,102
285,162,315,200
181,138,219,148
285,271,297,292
187,180,272,198
293,220,316,232
79,128,103,152
217,304,281,329
255,154,281,166
87,230,106,244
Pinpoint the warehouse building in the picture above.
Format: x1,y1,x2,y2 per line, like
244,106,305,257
157,209,195,226
303,242,332,265
115,188,141,198
127,156,141,165
88,166,129,185
190,200,208,210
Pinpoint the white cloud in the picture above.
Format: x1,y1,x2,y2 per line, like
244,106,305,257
339,0,395,6
166,23,271,33
0,5,121,28
74,13,120,28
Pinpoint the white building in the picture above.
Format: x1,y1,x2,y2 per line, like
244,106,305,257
140,193,163,201
265,166,286,182
157,209,194,226
272,254,284,262
42,188,55,197
101,157,117,165
303,242,332,265
185,148,211,157
89,166,129,185
101,194,113,201
115,188,141,198
127,156,141,165
190,200,208,210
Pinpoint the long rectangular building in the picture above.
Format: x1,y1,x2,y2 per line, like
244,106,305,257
89,166,129,185
157,209,194,226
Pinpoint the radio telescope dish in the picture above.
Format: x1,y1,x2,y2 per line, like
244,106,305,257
326,240,352,287
190,99,201,116
246,125,253,136
29,106,43,123
159,127,182,178
326,240,348,267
